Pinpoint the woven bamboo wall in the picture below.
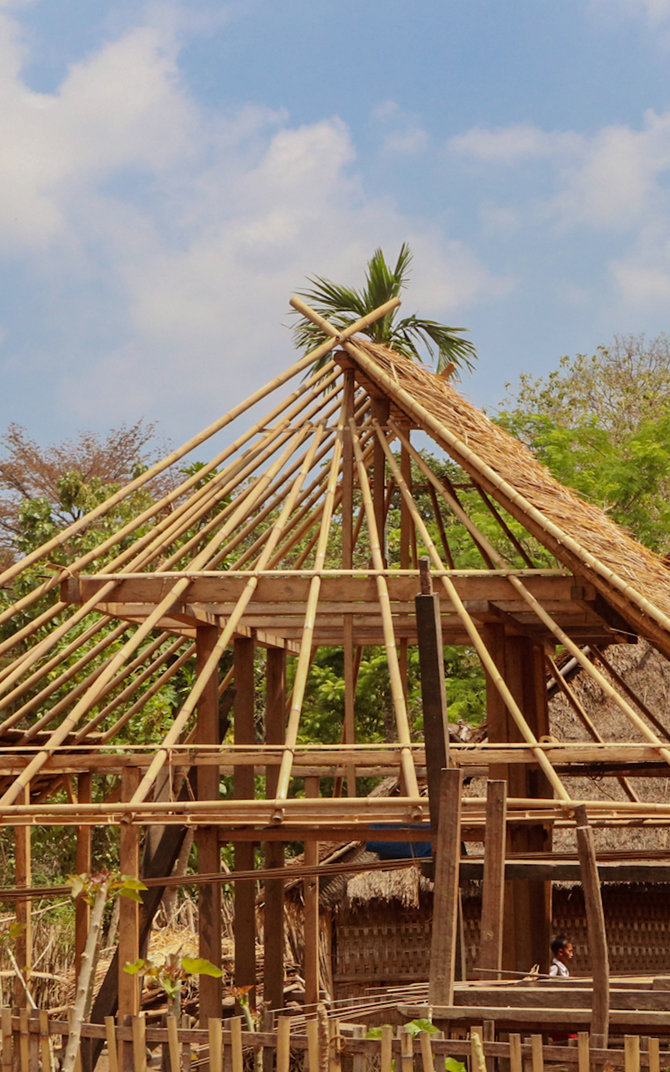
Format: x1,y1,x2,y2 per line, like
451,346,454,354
332,885,670,998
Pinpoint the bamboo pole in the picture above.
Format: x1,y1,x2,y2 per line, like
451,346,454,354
545,652,639,803
575,805,609,1050
350,420,420,799
1,421,315,807
378,423,570,801
389,418,670,776
274,428,345,800
131,423,324,807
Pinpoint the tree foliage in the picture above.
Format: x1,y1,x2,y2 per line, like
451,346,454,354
292,243,477,374
0,420,166,558
497,334,670,554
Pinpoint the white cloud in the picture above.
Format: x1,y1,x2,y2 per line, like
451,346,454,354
449,123,581,164
372,99,429,158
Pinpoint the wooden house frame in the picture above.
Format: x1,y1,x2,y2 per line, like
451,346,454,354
3,296,670,1052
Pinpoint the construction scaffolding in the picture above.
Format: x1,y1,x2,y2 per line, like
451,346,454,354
3,297,670,1063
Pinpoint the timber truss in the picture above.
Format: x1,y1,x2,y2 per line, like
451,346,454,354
1,297,670,831
3,296,670,1006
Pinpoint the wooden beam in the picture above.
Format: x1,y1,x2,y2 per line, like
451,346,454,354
13,787,32,1007
118,766,140,1072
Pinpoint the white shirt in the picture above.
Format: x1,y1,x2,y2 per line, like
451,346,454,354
549,958,569,977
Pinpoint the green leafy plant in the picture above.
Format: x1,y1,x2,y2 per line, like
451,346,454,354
124,952,222,1018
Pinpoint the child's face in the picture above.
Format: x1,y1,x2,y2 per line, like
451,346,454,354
558,941,574,963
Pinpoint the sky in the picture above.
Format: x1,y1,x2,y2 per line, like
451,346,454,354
2,0,670,450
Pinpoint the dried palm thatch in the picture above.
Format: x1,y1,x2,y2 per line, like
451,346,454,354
347,338,670,653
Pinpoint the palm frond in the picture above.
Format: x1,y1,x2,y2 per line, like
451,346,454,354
291,243,477,375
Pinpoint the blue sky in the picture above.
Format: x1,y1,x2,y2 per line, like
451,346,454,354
2,0,670,449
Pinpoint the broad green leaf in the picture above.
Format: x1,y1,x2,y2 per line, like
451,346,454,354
182,957,223,978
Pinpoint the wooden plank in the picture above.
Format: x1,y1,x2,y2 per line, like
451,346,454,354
428,768,463,1005
208,1018,223,1072
2,986,13,1068
477,780,506,974
276,1018,291,1072
104,1017,119,1072
575,804,610,1048
66,572,585,608
131,1016,147,1072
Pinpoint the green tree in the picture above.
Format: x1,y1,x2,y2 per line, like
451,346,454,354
292,243,476,374
497,334,670,554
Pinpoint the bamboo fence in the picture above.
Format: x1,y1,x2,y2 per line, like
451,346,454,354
1,1008,667,1072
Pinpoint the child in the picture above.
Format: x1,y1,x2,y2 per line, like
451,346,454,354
549,934,574,978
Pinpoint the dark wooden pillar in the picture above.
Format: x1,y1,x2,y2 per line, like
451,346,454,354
264,647,286,1014
118,767,140,1071
196,625,222,1024
415,562,450,832
14,788,32,1006
304,777,320,1008
428,769,463,1006
371,396,389,567
75,772,93,979
234,636,257,1004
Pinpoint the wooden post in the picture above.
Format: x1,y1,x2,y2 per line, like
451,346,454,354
575,804,609,1049
75,772,92,979
477,780,507,975
415,559,449,832
118,766,140,1072
428,768,463,1006
264,647,286,1015
14,787,32,1007
234,636,257,1005
304,777,320,1008
342,370,357,796
196,625,223,1026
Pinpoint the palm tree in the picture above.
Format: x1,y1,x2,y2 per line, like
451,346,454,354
292,243,476,374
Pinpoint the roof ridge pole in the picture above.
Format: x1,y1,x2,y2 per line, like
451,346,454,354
349,418,421,802
392,420,670,772
129,422,327,808
376,422,570,803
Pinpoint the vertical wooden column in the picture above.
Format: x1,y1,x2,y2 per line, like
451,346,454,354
415,560,450,832
234,636,257,1005
504,635,552,971
196,625,222,1025
477,780,507,975
428,768,463,1007
264,646,286,1014
574,805,609,1049
75,772,93,979
118,766,140,1071
14,788,32,1006
303,777,320,1009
